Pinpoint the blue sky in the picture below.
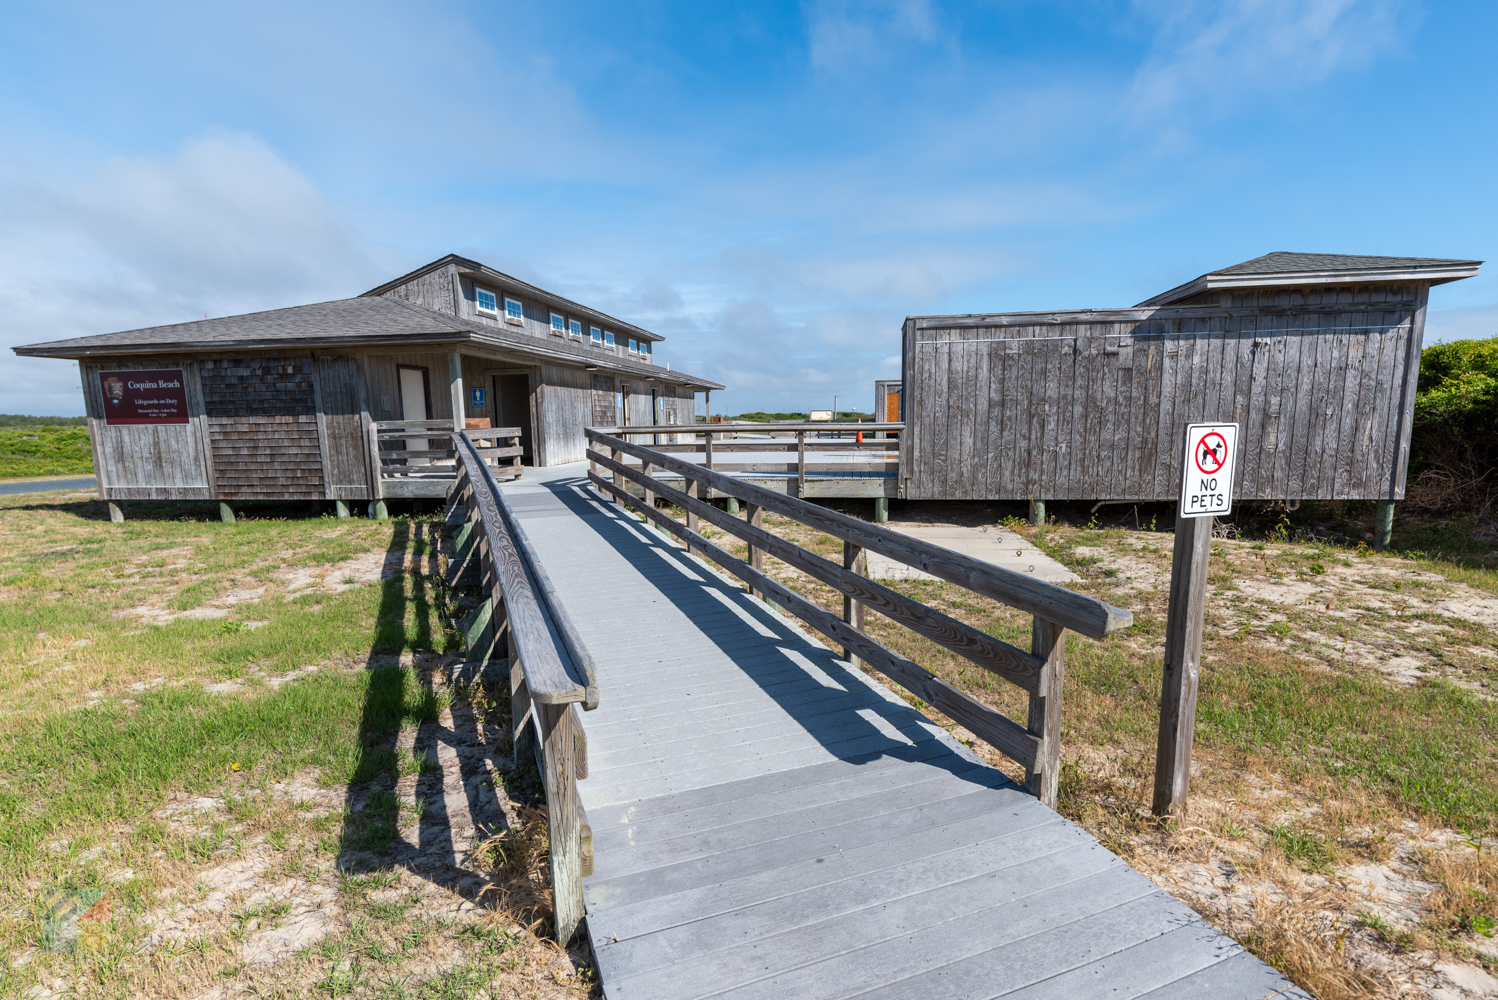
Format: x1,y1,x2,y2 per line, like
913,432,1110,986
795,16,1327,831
2,0,1495,416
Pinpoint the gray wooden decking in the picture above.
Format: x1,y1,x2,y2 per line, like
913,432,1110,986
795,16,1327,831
502,463,1310,1000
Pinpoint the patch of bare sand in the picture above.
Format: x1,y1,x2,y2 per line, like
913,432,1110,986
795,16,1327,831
280,545,440,600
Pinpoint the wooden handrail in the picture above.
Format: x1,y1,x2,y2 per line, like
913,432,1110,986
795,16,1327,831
585,427,1132,808
453,437,588,705
448,435,595,945
595,421,903,434
588,429,1128,638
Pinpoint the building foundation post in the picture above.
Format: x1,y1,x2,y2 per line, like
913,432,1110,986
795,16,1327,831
107,501,125,524
219,502,235,524
1375,500,1395,551
1029,499,1045,526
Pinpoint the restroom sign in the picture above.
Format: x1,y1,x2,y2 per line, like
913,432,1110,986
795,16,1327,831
1179,423,1238,518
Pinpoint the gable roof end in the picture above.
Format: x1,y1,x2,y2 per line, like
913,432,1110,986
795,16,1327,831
1138,251,1482,307
365,254,665,343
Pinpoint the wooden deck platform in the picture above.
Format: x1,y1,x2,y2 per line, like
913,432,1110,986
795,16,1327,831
502,462,1310,1000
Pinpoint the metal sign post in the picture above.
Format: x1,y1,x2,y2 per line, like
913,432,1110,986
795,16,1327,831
1153,423,1238,817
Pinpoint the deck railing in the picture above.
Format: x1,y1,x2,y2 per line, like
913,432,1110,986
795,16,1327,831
591,421,901,497
374,420,522,495
446,433,597,943
585,426,1131,808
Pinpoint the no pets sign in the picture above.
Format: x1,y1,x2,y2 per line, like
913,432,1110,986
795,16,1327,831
1179,423,1238,518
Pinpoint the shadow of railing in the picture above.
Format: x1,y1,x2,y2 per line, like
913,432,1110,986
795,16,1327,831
335,517,505,908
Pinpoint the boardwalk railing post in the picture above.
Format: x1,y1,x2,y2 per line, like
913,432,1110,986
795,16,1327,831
610,446,624,507
796,430,806,497
1025,617,1066,808
746,503,764,600
685,475,701,557
539,701,585,943
842,540,866,667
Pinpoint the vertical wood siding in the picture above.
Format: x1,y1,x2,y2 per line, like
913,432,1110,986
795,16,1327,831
82,357,214,500
904,284,1425,502
315,355,371,499
538,364,592,465
381,263,458,315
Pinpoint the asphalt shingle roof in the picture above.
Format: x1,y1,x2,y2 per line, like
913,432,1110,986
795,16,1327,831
11,296,722,388
1215,251,1482,276
14,297,456,354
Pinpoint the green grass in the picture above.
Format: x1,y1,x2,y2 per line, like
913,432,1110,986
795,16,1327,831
0,665,438,868
0,425,94,478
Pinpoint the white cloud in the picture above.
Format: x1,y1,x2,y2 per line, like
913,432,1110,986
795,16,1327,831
1129,0,1408,113
0,132,377,414
805,0,943,71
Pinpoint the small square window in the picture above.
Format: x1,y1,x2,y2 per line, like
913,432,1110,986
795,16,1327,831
590,325,602,344
550,312,565,334
604,330,615,348
504,297,523,321
568,319,582,338
628,338,638,354
476,288,497,313
640,340,652,360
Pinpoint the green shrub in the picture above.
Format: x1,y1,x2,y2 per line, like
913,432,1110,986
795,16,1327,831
1409,336,1498,512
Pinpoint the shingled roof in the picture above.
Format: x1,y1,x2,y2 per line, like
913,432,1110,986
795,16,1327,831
1139,251,1482,306
12,296,722,389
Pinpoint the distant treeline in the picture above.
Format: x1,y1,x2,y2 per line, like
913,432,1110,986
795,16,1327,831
728,411,875,422
0,414,87,428
1408,336,1498,515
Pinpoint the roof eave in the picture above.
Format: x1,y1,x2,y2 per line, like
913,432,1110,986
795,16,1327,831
1138,263,1482,306
462,326,722,390
11,329,474,360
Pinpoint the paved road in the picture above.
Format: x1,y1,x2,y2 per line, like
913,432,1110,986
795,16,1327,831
501,461,1309,1000
0,477,97,496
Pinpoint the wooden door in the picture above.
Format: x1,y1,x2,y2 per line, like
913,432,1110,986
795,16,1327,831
397,366,431,466
495,373,534,463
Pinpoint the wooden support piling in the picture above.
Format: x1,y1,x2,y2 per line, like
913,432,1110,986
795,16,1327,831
1028,499,1045,526
107,501,125,524
541,701,585,943
1375,499,1395,550
219,502,235,524
874,497,888,523
1152,514,1213,817
335,500,350,519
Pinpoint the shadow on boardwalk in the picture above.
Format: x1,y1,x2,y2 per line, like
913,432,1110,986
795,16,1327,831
523,475,995,788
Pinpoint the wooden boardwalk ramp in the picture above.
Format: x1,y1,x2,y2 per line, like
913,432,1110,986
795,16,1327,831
499,463,1310,1000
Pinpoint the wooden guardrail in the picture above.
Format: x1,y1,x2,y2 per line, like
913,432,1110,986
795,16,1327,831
585,427,1131,808
447,433,596,943
374,420,522,493
592,421,900,496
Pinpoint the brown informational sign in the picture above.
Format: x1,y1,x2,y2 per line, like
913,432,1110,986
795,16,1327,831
99,369,190,425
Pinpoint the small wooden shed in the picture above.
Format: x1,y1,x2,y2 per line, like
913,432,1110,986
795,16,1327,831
898,252,1481,504
13,254,722,506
